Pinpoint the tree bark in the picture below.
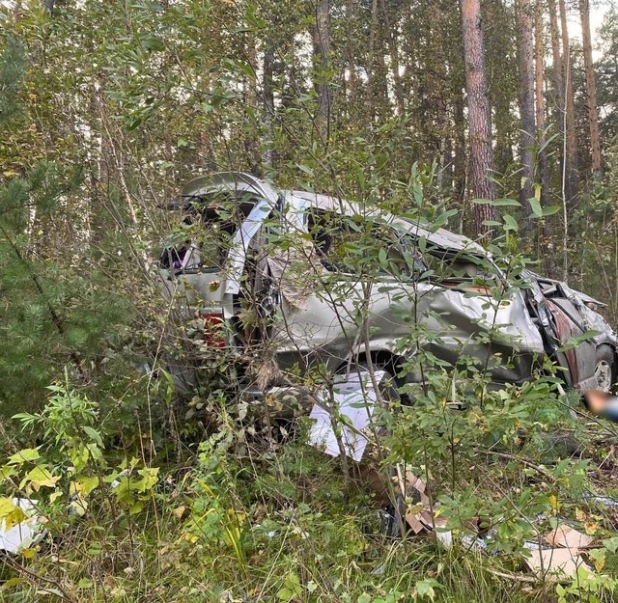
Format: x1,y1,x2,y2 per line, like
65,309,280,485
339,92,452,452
535,1,552,274
535,1,550,207
313,0,331,141
579,0,602,178
516,0,536,223
263,47,275,168
345,0,356,100
378,0,405,115
559,0,578,204
460,0,498,236
427,1,448,164
368,0,389,120
547,0,564,143
453,95,467,207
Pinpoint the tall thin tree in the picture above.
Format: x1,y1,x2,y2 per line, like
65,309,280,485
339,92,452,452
313,0,331,141
263,48,275,167
536,0,552,274
559,0,578,204
535,0,550,207
579,0,603,177
547,0,564,145
516,0,536,223
460,0,498,236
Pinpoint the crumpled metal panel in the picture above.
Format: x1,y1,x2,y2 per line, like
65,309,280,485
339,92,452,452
546,299,580,385
276,275,546,384
161,174,616,391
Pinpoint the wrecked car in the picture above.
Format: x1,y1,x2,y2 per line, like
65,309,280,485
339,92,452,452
158,172,617,398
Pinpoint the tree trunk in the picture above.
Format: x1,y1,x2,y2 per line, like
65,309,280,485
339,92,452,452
313,0,331,142
535,1,550,207
453,95,467,208
378,0,405,115
263,48,275,168
460,0,498,236
579,0,602,178
535,1,552,274
368,0,389,120
345,0,356,100
547,0,564,157
516,0,536,224
427,1,448,166
559,0,578,205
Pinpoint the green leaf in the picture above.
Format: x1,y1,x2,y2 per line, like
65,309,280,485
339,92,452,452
528,197,543,218
140,35,165,52
296,164,314,177
0,498,25,530
415,579,439,601
83,426,104,447
558,330,600,351
21,465,59,491
543,205,561,216
8,448,40,465
503,214,519,232
277,573,302,601
473,198,520,207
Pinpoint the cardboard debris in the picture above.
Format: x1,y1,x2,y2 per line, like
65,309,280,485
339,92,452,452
405,471,426,495
544,524,594,549
399,469,452,546
525,547,592,580
405,508,426,534
401,470,430,534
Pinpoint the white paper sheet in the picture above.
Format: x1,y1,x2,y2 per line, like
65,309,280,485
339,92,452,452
0,498,45,554
308,371,386,462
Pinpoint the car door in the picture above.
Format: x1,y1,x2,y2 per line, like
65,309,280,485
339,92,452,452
272,209,421,374
531,278,597,388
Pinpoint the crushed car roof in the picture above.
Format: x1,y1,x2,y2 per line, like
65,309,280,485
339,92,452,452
178,172,485,255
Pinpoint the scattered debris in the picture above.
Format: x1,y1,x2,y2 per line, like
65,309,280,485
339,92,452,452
306,371,611,582
525,547,592,580
584,493,618,508
461,535,490,554
400,470,433,535
0,499,46,554
308,371,385,462
544,524,594,549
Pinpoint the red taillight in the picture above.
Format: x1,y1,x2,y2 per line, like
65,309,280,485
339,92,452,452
199,312,226,348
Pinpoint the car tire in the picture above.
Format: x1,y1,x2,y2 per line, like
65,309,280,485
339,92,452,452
594,345,616,393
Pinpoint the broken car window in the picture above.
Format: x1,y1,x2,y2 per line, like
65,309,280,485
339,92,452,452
421,246,501,290
159,193,259,274
306,209,424,278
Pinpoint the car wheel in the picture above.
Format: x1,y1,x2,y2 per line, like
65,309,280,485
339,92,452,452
594,345,615,393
